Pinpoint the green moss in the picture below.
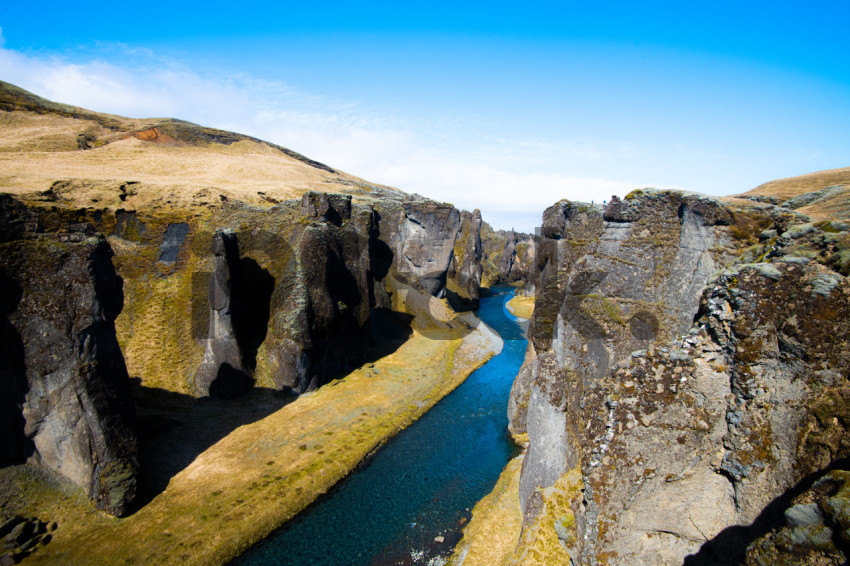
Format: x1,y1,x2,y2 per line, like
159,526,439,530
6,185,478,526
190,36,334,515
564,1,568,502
828,249,850,276
816,221,841,234
511,469,583,565
576,294,625,326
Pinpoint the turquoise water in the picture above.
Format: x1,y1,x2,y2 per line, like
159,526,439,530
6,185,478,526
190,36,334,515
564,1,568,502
235,285,527,566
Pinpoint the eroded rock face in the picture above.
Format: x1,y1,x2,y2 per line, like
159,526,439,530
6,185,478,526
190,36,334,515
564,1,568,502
509,191,733,443
480,222,536,291
194,229,252,397
506,191,850,565
0,196,138,517
264,194,494,392
447,209,484,310
373,200,462,298
273,193,374,392
10,189,496,400
555,260,849,565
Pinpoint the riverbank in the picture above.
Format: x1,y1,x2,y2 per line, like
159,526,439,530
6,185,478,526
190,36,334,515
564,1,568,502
448,455,525,566
238,286,526,565
505,294,535,319
1,317,501,566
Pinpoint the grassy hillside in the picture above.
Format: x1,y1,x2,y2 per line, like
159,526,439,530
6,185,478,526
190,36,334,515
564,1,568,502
743,167,850,200
0,80,400,212
729,166,850,221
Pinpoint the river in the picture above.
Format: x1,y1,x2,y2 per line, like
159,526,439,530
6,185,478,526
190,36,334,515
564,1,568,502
235,285,527,565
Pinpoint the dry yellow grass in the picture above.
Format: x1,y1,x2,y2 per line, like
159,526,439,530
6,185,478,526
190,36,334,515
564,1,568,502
0,109,399,212
725,166,850,221
510,468,583,566
506,294,535,319
3,322,501,565
448,455,525,566
740,167,850,201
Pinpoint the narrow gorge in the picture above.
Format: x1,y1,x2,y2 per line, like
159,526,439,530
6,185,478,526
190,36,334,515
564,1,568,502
1,80,849,566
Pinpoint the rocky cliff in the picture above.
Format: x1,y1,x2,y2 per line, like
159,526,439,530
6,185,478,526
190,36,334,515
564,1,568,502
0,195,138,517
480,222,536,293
0,185,494,522
11,189,491,396
0,80,505,395
503,189,850,565
0,89,502,520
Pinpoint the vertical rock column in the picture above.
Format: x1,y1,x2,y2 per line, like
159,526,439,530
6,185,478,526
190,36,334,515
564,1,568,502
194,230,251,398
447,209,484,310
0,195,139,517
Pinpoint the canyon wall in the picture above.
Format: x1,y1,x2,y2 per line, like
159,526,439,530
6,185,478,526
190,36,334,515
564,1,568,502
505,190,850,564
21,189,498,396
1,185,528,514
480,222,536,292
0,195,138,517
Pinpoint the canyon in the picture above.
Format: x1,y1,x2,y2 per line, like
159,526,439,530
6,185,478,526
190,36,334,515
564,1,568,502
1,80,849,565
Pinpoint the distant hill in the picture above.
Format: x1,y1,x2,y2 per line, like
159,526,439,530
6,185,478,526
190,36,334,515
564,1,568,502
0,80,401,211
732,167,850,221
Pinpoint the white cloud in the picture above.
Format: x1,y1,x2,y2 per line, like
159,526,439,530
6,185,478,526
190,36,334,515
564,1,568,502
0,48,255,122
0,44,648,232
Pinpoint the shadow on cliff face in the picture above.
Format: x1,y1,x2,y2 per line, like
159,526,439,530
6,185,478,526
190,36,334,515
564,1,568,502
563,269,608,339
303,307,415,389
0,267,32,466
130,380,295,509
231,256,275,375
683,459,850,565
193,233,276,399
368,308,415,358
369,229,393,284
215,236,276,398
445,288,477,313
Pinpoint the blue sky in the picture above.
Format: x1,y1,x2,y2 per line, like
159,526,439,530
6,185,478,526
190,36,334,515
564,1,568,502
1,1,848,231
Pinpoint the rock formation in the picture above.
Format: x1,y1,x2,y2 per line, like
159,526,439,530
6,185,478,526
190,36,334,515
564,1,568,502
447,209,484,310
0,185,497,519
372,199,463,299
194,229,252,397
509,191,734,445
504,190,850,565
480,222,536,292
0,195,138,517
266,192,374,393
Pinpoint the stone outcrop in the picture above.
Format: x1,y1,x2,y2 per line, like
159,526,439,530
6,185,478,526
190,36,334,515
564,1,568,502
516,260,848,565
0,185,499,518
504,190,850,565
373,199,462,299
480,222,536,292
0,196,138,517
0,185,499,519
189,192,491,395
447,209,484,310
193,229,252,397
265,193,374,393
509,191,733,443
